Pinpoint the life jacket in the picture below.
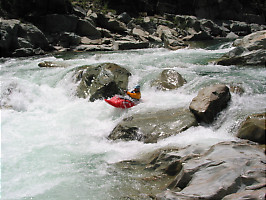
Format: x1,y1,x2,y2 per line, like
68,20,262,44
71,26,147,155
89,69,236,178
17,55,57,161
126,91,141,100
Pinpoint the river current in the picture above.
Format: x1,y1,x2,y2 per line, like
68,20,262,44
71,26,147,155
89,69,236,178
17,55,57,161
1,41,266,199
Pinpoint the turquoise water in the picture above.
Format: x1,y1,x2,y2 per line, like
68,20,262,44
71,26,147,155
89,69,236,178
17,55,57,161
1,43,266,199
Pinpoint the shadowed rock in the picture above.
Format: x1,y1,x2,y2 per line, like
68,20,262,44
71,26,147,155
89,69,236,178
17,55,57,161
74,63,131,101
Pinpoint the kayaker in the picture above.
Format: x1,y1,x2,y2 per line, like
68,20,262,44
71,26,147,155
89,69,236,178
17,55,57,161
126,85,141,102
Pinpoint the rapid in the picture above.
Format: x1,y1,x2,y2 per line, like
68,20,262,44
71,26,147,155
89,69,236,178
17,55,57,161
1,41,266,199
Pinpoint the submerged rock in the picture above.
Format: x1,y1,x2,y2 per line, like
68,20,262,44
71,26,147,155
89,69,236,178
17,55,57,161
189,84,231,123
151,69,187,90
108,108,198,143
237,112,266,144
38,61,69,68
75,63,131,101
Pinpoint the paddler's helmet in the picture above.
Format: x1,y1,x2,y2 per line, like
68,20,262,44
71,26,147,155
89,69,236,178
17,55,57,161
134,85,140,92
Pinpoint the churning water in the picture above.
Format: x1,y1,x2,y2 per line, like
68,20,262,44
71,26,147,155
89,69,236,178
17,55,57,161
1,41,266,199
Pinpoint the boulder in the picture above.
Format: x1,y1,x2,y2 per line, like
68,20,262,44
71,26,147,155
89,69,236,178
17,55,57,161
233,30,266,51
40,14,78,33
108,108,198,143
222,188,266,200
111,141,265,199
17,22,50,50
217,30,266,66
151,69,187,90
0,19,20,56
117,12,132,24
113,40,149,50
38,61,69,68
156,141,266,200
156,25,187,48
189,84,231,123
97,13,127,33
76,19,101,38
0,18,50,57
106,18,127,33
75,63,131,101
132,27,149,41
237,113,266,144
156,25,179,41
229,21,251,36
57,32,81,48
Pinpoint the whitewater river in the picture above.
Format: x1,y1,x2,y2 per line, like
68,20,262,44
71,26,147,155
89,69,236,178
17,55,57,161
1,41,266,199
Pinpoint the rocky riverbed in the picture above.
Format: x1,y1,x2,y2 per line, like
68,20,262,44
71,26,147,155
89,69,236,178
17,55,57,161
1,0,265,199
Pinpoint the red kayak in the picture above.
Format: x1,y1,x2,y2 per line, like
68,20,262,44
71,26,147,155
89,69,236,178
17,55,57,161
105,96,135,109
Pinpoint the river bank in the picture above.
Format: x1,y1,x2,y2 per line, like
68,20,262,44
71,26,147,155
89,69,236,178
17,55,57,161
1,0,265,59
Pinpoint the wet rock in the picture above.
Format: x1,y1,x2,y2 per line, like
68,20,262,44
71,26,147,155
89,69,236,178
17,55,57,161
108,108,198,143
229,84,244,95
156,141,266,200
75,63,131,101
38,61,69,68
151,69,187,90
217,30,266,66
233,30,266,51
111,141,265,199
112,147,182,199
189,84,231,123
237,113,266,144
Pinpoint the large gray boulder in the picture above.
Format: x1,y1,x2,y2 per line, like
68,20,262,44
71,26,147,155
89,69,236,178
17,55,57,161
108,108,198,143
111,141,265,199
237,112,265,144
156,141,266,200
151,69,187,90
189,84,231,123
75,63,131,101
217,30,266,66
